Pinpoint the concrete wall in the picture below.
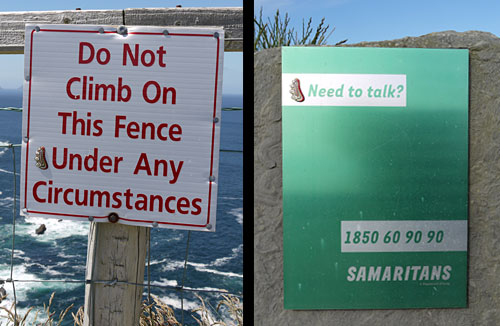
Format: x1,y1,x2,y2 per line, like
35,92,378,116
254,31,500,325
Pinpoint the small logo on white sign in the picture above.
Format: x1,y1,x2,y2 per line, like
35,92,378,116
289,78,305,102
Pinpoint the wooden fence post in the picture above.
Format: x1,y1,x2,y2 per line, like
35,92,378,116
83,222,149,326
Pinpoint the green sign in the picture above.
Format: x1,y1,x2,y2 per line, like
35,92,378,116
282,47,468,309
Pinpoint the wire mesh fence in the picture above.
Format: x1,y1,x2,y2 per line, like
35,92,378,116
0,106,243,325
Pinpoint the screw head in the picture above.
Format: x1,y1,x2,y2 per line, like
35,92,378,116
152,222,159,228
98,27,104,34
88,216,94,222
213,32,219,39
213,117,219,123
117,25,127,35
163,30,169,36
35,26,40,32
107,212,119,223
209,175,216,182
206,224,212,230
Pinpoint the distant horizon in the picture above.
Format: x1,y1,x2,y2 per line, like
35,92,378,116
0,88,242,108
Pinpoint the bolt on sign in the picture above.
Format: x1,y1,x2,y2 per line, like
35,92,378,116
20,24,224,231
282,47,468,309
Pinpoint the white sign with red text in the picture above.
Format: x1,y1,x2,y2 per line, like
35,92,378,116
20,24,224,231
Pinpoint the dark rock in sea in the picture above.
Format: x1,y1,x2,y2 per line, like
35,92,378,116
0,287,6,302
35,224,46,235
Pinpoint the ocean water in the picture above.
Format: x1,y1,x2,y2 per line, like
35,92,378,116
0,90,242,325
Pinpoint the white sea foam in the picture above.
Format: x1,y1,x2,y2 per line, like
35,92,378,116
156,293,200,311
150,258,169,266
26,262,62,276
0,196,15,208
4,249,26,257
212,244,243,267
2,249,31,263
219,196,243,200
0,140,15,169
73,264,86,271
15,216,89,244
161,260,185,272
0,167,13,174
0,141,9,157
0,263,80,315
149,279,229,295
151,278,178,288
187,262,242,278
158,245,242,278
24,262,73,277
228,207,243,224
184,285,229,293
56,252,79,259
160,259,243,278
167,233,184,242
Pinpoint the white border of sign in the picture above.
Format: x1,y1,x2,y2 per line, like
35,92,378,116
20,24,224,231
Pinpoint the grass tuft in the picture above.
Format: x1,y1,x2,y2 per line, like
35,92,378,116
0,292,243,325
254,7,347,51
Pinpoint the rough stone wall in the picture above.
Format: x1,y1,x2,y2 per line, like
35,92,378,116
254,31,500,325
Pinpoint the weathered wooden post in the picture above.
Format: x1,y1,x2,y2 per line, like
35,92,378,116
2,7,241,326
84,223,149,325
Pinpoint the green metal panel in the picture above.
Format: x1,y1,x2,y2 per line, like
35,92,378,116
282,47,468,309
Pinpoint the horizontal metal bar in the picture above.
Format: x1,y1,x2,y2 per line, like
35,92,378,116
0,143,21,148
0,107,22,112
221,149,243,153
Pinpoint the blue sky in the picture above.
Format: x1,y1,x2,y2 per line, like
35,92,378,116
0,0,242,93
5,1,500,91
255,0,500,46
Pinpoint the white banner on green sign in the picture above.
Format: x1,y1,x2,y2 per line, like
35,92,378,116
282,73,407,107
